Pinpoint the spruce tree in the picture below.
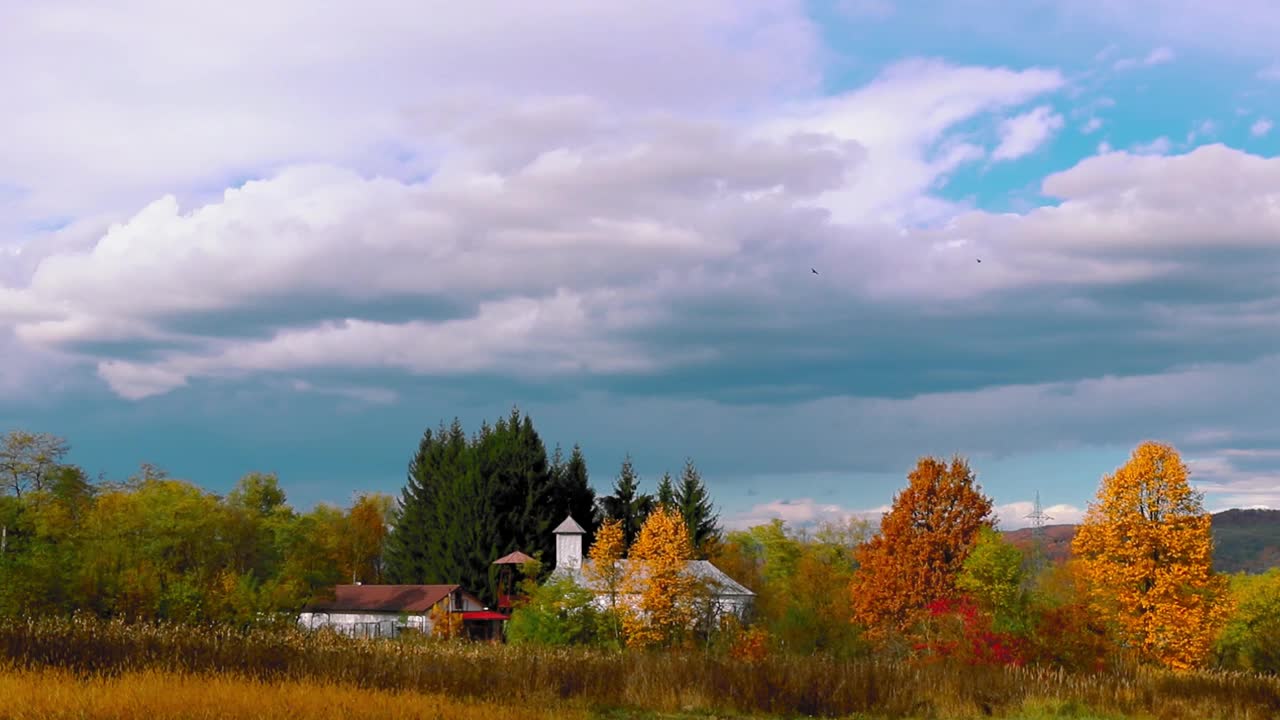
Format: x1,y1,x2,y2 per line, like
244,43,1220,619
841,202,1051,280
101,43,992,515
551,444,598,547
599,455,654,552
676,458,721,558
655,471,676,509
384,422,446,583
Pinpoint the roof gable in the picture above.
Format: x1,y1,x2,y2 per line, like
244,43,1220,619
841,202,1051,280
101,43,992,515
553,515,586,534
304,584,465,613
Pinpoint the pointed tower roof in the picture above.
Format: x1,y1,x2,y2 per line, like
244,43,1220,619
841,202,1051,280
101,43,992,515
553,515,585,534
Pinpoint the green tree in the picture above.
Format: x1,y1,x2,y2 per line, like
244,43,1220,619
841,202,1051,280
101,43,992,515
1213,569,1280,673
506,574,607,647
547,444,598,549
655,472,676,509
676,458,720,558
957,526,1032,634
599,455,654,552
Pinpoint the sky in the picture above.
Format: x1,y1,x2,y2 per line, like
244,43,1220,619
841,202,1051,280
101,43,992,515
3,1,1280,531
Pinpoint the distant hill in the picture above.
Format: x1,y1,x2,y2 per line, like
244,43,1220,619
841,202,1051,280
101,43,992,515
1001,508,1280,574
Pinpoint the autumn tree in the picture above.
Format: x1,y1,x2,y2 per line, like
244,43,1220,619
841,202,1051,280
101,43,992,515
343,493,394,584
622,506,698,648
1071,441,1231,670
586,518,626,613
850,455,996,636
0,431,70,498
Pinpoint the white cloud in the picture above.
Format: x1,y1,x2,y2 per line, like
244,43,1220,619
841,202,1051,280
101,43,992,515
1186,119,1216,144
1130,136,1172,155
993,105,1065,161
994,501,1086,529
1081,117,1104,134
726,497,889,530
0,1,822,235
1112,46,1175,70
764,59,1064,224
1251,118,1274,137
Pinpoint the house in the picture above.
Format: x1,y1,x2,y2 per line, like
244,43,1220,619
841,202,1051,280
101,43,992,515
548,515,755,619
298,583,502,639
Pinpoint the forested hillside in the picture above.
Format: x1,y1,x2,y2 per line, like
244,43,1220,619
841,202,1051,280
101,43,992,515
1003,509,1280,573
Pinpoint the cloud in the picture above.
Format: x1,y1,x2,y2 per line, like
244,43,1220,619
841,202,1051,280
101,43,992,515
763,59,1064,224
1261,64,1280,81
1081,117,1104,134
1251,118,1274,137
1112,46,1175,70
993,105,1065,161
726,497,889,530
0,1,822,236
1129,136,1172,155
994,501,1086,529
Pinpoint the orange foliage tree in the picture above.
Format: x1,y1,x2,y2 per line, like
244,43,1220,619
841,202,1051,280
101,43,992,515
622,506,697,648
850,455,996,637
1071,441,1231,670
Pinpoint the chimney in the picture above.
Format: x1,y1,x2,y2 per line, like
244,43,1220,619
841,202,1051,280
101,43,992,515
553,515,586,570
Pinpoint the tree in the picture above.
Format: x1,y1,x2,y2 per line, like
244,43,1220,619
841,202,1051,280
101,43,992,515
226,472,288,516
549,444,598,549
622,506,698,648
1213,569,1280,673
599,455,653,552
957,526,1032,634
655,472,676,509
1071,441,1231,670
343,493,394,584
676,458,720,558
849,455,996,636
585,518,626,643
507,573,608,647
0,431,70,498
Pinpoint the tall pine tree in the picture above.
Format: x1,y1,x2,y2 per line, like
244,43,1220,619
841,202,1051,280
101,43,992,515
599,455,653,552
655,471,676,509
387,409,583,603
676,458,720,558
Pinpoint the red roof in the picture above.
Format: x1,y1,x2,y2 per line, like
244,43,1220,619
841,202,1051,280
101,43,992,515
492,550,536,565
304,585,465,613
462,611,509,621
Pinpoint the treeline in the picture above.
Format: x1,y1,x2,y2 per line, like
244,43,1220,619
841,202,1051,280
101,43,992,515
0,431,394,623
0,408,722,617
384,408,722,603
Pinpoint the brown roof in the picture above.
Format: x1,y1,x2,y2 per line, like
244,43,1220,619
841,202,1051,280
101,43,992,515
492,550,535,565
304,584,463,613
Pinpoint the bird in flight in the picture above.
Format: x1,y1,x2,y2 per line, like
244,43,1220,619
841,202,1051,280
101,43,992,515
811,268,819,274
976,258,982,263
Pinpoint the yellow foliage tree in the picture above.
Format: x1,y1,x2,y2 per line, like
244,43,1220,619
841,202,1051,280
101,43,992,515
622,507,697,648
1071,441,1231,670
586,519,626,612
428,602,463,640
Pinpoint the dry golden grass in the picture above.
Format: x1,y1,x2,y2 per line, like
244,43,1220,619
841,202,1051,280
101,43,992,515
0,664,586,720
2,616,1279,718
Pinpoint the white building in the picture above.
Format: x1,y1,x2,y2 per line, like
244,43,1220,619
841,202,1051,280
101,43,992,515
548,515,755,619
298,584,486,638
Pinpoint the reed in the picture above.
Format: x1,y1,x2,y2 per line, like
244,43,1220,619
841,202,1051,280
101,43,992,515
2,615,1278,718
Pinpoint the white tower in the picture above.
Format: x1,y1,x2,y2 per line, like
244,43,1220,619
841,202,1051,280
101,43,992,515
553,515,586,570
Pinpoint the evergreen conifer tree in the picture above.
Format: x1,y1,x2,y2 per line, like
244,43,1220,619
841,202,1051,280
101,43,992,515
676,458,721,558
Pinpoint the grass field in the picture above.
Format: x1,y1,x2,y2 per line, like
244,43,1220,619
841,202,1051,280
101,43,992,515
2,617,1278,719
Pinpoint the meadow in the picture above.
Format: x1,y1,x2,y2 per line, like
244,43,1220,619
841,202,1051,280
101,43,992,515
3,616,1279,719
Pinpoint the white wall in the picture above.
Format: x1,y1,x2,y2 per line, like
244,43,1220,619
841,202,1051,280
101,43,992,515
297,611,432,638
